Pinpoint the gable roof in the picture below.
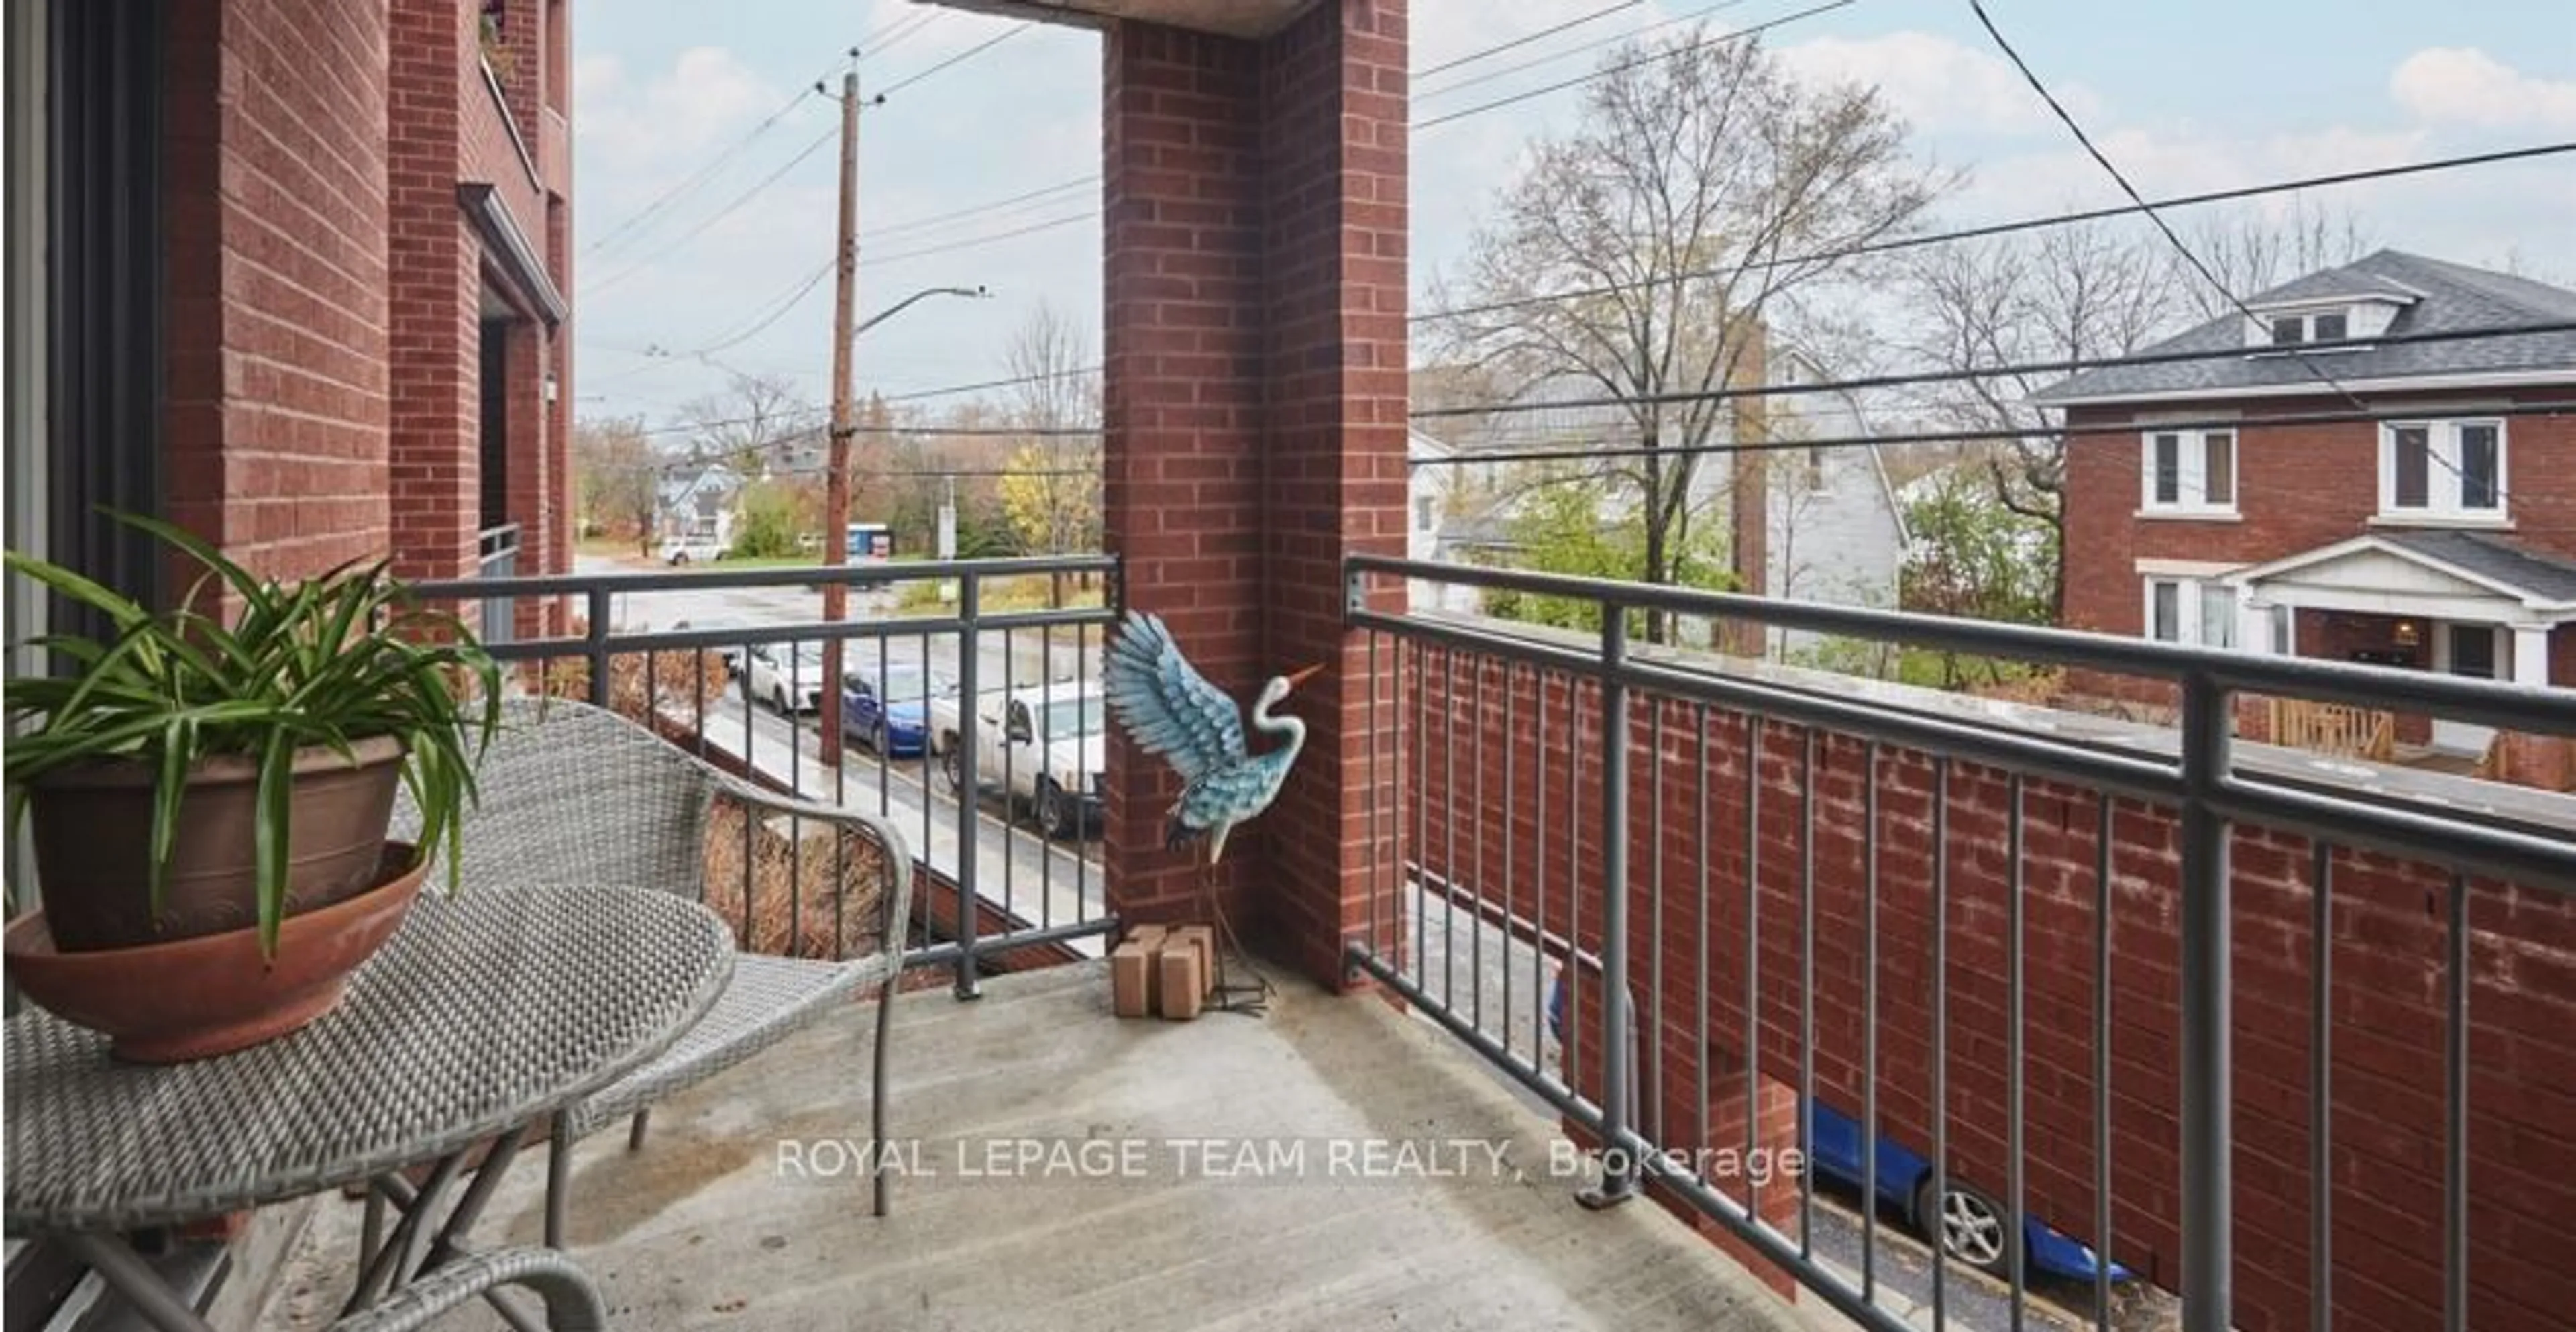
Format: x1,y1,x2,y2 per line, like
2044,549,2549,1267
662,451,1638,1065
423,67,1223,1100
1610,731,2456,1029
2031,250,2576,406
2227,530,2576,611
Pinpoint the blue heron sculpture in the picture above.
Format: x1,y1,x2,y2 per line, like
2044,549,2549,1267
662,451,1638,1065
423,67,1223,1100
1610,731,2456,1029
1103,609,1323,1013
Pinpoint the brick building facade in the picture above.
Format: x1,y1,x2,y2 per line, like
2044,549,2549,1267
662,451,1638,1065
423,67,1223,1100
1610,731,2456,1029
4,0,572,641
2036,252,2576,756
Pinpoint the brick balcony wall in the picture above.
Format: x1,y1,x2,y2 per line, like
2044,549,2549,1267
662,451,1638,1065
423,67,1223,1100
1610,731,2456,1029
1099,0,1410,986
162,0,394,580
1405,647,2576,1332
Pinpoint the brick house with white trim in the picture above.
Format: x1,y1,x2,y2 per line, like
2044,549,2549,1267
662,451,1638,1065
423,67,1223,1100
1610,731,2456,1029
2035,250,2576,755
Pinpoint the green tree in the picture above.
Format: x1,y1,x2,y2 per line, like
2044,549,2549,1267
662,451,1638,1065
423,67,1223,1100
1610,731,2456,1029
1483,478,1734,635
729,479,810,559
1895,469,2057,688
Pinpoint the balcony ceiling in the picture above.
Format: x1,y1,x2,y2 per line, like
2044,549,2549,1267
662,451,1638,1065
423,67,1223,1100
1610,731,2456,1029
912,0,1324,38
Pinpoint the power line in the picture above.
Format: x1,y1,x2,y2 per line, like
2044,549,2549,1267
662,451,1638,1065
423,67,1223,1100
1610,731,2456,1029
586,125,841,295
1415,0,1647,81
1967,0,2367,415
695,258,839,354
1403,399,2576,468
1413,0,1854,131
858,8,942,57
863,175,1098,242
863,210,1095,268
582,84,821,258
1409,321,2576,420
1416,142,2576,324
882,366,1100,404
877,23,1030,99
1417,0,1749,101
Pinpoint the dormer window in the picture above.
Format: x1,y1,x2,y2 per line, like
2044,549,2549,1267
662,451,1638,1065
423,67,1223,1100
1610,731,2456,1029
2245,297,2403,350
2263,309,2353,346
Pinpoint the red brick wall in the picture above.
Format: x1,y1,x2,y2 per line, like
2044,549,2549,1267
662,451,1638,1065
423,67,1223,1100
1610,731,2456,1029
161,0,392,580
1099,0,1410,985
2061,391,2576,690
1401,650,2576,1332
387,0,482,582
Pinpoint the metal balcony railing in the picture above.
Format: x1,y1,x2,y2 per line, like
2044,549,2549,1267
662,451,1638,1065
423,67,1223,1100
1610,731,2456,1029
1343,554,2576,1332
413,555,1121,990
474,524,520,645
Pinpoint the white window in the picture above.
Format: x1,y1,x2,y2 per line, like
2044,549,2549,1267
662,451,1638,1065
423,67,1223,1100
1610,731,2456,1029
2144,578,2237,649
2379,419,2505,520
1415,495,1436,531
2141,429,2237,514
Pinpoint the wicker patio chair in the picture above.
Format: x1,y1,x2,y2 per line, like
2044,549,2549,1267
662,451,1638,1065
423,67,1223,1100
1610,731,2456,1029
394,697,914,1244
333,1246,608,1331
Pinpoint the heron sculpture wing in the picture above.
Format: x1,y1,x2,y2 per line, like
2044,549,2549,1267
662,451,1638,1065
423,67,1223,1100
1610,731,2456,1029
1103,609,1246,784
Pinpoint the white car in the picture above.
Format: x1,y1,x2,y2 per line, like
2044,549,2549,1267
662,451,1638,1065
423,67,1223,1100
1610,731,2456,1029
930,680,1106,840
660,534,725,565
739,641,830,714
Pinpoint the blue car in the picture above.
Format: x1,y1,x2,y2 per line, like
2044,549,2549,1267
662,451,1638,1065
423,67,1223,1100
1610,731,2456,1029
1545,974,2127,1284
841,662,953,758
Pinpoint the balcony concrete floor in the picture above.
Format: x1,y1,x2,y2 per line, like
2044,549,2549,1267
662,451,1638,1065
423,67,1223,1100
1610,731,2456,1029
256,960,1809,1331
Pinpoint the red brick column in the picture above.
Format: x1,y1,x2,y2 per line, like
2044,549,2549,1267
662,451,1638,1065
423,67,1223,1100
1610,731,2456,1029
1100,0,1409,988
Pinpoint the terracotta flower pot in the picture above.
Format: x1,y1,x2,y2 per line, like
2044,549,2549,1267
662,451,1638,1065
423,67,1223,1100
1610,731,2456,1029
23,735,407,952
3,842,429,1062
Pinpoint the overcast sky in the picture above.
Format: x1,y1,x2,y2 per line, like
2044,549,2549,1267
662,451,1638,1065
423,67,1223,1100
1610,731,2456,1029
570,0,2576,429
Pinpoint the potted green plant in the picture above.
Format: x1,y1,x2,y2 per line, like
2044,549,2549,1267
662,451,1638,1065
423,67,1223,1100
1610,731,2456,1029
2,513,502,1060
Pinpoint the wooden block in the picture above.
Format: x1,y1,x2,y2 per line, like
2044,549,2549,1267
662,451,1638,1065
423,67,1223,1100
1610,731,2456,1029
1126,923,1169,952
1110,943,1153,1019
1168,925,1215,996
1158,944,1205,1021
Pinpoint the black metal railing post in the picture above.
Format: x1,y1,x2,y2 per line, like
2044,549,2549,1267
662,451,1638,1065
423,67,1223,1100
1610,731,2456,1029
2178,670,2233,1332
953,572,982,1000
1581,603,1637,1209
585,587,612,707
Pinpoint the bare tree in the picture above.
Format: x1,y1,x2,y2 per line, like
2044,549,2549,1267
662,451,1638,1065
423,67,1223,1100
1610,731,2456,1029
2180,197,2375,319
675,370,815,477
1898,221,2183,615
1423,29,1947,643
570,414,661,556
998,301,1103,604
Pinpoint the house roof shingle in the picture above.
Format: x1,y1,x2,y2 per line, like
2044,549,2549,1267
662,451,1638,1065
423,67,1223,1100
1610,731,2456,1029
2030,250,2576,405
2379,530,2576,604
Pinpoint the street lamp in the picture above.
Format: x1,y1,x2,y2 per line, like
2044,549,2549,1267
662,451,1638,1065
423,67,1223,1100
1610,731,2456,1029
819,282,994,765
853,285,990,340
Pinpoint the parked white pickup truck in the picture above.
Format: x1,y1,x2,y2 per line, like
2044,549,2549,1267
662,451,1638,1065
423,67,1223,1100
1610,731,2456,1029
929,681,1106,839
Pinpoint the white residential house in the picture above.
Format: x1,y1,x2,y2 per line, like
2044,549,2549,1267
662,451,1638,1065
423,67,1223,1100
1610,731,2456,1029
657,462,742,550
1407,346,1911,654
1760,351,1910,659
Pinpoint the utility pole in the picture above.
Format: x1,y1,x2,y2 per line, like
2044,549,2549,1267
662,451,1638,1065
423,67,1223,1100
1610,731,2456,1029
820,55,863,766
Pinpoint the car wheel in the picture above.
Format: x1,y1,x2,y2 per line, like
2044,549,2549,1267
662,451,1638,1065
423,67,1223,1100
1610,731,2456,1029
1916,1176,2014,1277
670,552,689,566
1037,779,1071,841
940,739,967,793
771,684,791,714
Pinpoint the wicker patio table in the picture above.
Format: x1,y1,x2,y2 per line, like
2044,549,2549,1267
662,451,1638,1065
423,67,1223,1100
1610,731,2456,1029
5,884,735,1331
